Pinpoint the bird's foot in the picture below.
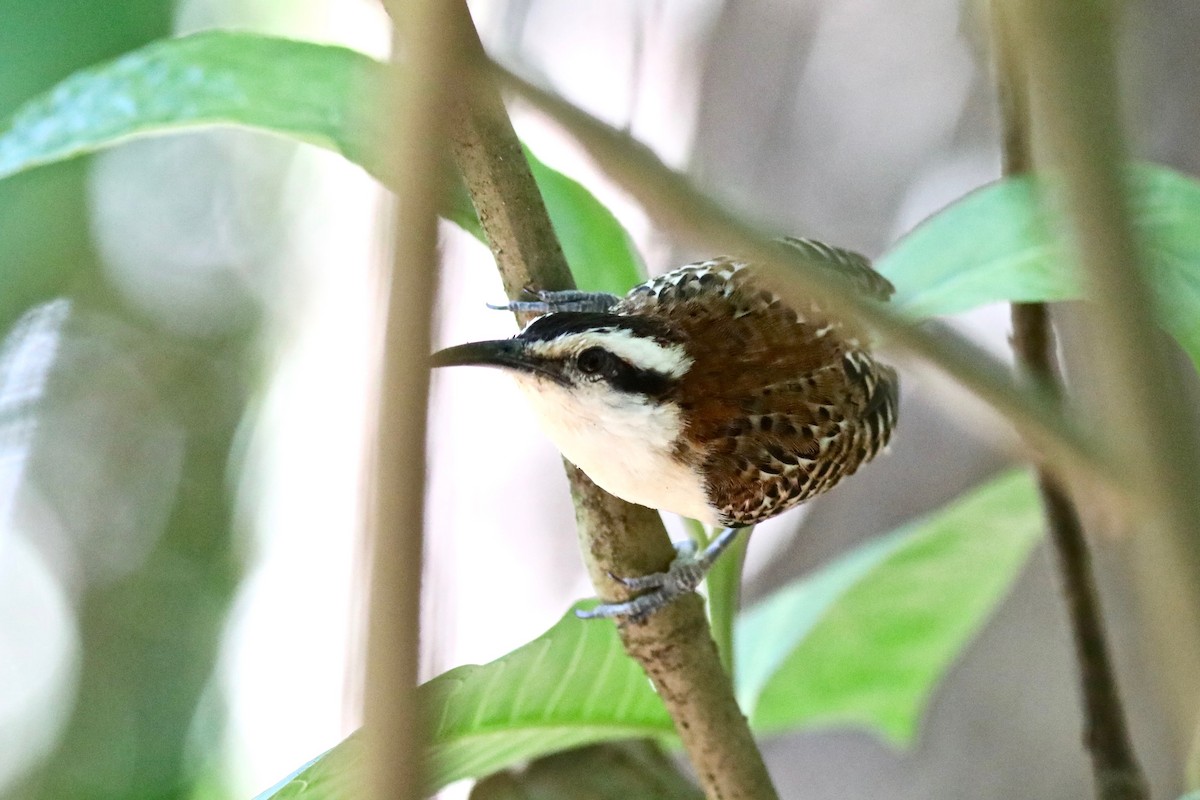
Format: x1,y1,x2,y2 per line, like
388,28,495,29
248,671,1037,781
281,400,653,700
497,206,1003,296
488,289,620,315
576,529,743,622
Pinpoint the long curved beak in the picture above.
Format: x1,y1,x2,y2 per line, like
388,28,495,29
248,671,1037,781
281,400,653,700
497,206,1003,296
431,339,524,369
430,339,567,385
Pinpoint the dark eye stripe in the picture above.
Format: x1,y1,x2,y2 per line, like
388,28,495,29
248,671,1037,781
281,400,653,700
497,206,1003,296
519,313,680,397
569,346,673,397
609,361,673,397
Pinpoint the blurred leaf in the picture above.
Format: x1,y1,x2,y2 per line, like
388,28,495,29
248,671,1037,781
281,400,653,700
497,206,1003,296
878,164,1200,367
0,31,385,183
737,471,1043,744
469,742,702,800
0,0,172,346
0,30,644,300
259,602,673,798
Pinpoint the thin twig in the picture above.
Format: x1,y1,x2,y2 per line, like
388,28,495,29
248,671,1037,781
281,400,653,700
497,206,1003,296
362,0,458,797
1012,0,1200,766
479,58,1119,501
1038,474,1149,800
701,520,749,678
431,4,778,798
992,6,1147,799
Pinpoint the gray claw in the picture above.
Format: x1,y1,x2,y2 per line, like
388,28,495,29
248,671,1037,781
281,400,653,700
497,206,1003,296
577,528,747,622
608,569,668,591
576,585,687,621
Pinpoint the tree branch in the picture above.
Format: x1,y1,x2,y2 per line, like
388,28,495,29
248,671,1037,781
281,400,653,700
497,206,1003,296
362,0,458,796
991,6,1147,799
431,4,778,798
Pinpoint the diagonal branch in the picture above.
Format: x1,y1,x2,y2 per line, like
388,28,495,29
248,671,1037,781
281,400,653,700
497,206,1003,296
479,57,1120,502
426,3,779,798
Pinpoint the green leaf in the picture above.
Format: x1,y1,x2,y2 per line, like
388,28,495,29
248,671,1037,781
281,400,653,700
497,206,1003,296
0,31,386,184
736,470,1043,744
429,96,647,294
878,164,1200,367
422,603,673,790
258,602,674,798
0,31,644,300
526,147,645,293
441,145,646,295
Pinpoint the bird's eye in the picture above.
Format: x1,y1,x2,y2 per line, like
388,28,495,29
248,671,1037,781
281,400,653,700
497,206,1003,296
576,346,609,375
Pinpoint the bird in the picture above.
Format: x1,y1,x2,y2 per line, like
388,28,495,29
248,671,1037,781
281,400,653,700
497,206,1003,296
431,237,898,620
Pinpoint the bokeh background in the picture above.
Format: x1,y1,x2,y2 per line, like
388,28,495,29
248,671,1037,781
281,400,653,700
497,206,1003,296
1,1,1196,798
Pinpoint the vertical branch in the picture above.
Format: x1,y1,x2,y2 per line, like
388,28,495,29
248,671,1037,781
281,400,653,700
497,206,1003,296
363,1,459,797
427,4,779,798
1012,0,1200,772
991,6,1148,800
992,8,1033,178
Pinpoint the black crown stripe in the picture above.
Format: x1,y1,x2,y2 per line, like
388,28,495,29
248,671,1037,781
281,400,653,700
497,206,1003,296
520,312,676,345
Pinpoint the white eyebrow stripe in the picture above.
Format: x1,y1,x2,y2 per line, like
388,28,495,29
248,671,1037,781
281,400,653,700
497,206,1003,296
527,327,693,378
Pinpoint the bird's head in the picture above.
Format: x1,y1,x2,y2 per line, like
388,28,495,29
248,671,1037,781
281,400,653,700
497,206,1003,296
431,311,693,406
432,312,702,504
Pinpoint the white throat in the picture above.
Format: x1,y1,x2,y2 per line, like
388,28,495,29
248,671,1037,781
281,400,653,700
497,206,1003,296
512,373,719,526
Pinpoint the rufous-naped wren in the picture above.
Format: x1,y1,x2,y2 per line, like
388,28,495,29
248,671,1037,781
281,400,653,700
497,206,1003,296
432,237,898,619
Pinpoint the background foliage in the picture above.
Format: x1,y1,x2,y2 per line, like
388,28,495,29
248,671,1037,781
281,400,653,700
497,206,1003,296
2,3,1198,800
